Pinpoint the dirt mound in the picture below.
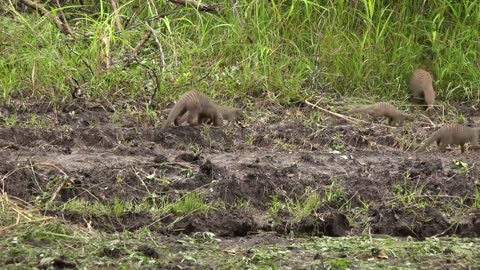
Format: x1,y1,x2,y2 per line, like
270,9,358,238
2,101,480,238
368,206,451,239
165,209,257,237
272,211,350,237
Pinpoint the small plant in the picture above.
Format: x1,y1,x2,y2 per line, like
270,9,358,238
4,115,18,127
268,194,285,219
323,180,346,204
169,192,210,215
473,188,480,208
331,132,345,152
288,188,321,221
24,114,48,128
391,171,429,207
454,160,470,174
456,113,466,124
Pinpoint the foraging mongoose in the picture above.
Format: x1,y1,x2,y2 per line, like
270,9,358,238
176,105,243,126
201,106,243,125
415,124,480,153
161,91,223,129
349,102,414,126
409,68,435,111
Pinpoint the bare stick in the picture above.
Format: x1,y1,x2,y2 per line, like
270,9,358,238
305,99,362,125
145,22,166,73
49,179,66,204
126,30,152,66
65,43,95,77
168,0,222,15
53,0,73,35
110,0,123,32
229,0,242,27
34,162,68,177
306,99,396,129
17,0,72,35
420,113,435,126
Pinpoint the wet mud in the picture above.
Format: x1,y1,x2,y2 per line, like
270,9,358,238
1,100,480,238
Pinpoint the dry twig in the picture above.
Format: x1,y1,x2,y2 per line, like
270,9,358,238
145,22,166,73
127,30,152,65
110,0,123,32
169,0,222,15
17,0,72,35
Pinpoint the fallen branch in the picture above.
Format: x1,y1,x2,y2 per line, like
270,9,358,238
54,0,73,35
34,162,68,177
126,30,151,66
110,0,122,32
17,0,72,35
168,0,222,15
145,22,166,73
306,99,397,129
305,99,362,125
49,179,66,204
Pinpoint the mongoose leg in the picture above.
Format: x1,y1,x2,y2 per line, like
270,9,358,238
176,112,189,126
387,118,393,126
178,111,210,126
212,112,224,127
438,143,447,152
460,144,465,153
187,109,200,126
174,109,187,126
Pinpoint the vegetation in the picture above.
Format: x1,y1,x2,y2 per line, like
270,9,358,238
1,0,479,105
2,195,480,269
1,1,480,269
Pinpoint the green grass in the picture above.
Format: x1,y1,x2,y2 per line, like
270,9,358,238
1,1,480,105
2,195,480,270
53,192,217,217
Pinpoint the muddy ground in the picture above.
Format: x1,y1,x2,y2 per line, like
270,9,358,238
1,99,480,239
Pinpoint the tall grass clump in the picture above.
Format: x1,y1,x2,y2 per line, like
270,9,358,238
0,0,479,103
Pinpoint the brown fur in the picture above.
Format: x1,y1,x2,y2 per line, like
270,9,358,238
415,124,480,153
178,105,243,126
349,102,414,126
409,69,435,111
161,91,223,129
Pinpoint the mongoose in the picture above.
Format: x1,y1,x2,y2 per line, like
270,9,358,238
161,91,223,129
348,102,414,126
409,68,435,111
415,124,480,153
177,105,243,126
203,106,243,125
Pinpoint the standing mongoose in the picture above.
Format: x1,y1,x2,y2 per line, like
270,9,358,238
161,91,223,129
415,124,480,153
348,102,414,126
409,68,435,111
176,105,243,126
